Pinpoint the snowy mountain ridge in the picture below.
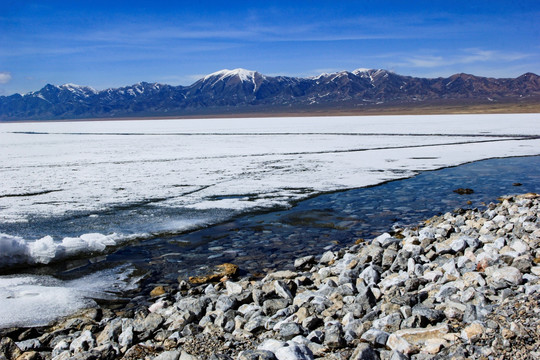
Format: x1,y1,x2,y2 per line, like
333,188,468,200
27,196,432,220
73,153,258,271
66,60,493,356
1,69,539,120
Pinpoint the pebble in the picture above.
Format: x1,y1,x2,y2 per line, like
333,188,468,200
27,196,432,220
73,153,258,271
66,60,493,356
1,193,539,360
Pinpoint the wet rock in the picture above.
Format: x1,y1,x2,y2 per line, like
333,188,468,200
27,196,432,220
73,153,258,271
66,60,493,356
453,188,474,195
150,286,167,297
294,256,315,270
189,263,239,284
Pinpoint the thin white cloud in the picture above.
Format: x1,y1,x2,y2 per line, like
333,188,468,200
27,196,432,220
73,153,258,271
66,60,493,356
394,49,530,69
0,72,12,84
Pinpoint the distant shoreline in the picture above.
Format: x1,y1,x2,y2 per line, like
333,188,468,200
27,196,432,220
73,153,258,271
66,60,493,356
1,100,540,124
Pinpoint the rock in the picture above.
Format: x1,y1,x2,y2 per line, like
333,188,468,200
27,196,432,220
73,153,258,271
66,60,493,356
189,263,239,284
392,324,449,345
180,351,200,360
0,337,22,359
324,322,345,348
70,330,95,353
461,322,485,342
226,281,244,296
118,325,134,349
263,299,290,316
453,188,474,195
150,285,167,297
359,266,380,286
274,281,294,300
294,256,315,269
266,271,299,280
216,295,238,312
15,351,42,360
280,323,303,340
258,339,287,353
360,329,389,347
244,316,267,334
274,342,314,360
372,313,402,333
411,306,444,325
386,334,416,355
15,339,41,352
320,251,335,264
238,350,277,360
490,266,522,285
154,351,181,360
422,338,446,354
96,318,123,345
350,343,379,360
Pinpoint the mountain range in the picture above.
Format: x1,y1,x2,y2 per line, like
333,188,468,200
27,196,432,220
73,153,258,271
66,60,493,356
1,68,539,120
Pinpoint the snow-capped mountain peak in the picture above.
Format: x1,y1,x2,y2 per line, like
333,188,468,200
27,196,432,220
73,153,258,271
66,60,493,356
204,68,260,82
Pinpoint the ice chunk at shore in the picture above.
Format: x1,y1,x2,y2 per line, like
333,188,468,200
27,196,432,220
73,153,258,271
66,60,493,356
0,232,124,268
0,266,137,328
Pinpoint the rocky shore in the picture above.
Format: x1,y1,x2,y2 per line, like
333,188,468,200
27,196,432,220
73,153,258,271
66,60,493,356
1,193,540,360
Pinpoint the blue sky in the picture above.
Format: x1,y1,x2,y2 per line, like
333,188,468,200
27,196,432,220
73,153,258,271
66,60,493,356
1,0,539,95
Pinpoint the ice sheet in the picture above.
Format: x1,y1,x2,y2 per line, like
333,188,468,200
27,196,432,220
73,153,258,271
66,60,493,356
0,114,539,265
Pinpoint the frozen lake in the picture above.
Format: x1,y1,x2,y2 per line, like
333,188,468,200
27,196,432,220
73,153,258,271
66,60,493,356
1,113,540,328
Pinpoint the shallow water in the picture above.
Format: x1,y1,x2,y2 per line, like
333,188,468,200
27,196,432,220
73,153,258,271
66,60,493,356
18,155,531,293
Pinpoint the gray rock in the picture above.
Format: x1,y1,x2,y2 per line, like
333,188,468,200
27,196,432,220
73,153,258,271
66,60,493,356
280,322,303,340
176,297,207,319
306,330,324,344
15,339,41,352
411,306,444,325
324,322,345,348
275,281,294,300
244,315,268,333
351,343,380,360
180,351,200,360
372,312,402,333
238,350,277,360
302,316,322,331
360,328,389,347
154,351,181,360
359,266,380,286
216,295,238,312
263,299,290,316
319,251,336,264
96,318,123,345
294,256,315,269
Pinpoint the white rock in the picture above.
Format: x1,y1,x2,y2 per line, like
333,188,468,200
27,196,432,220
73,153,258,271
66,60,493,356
259,339,287,353
387,334,415,355
490,266,522,285
511,240,530,254
70,330,95,353
226,281,243,296
154,351,181,360
274,342,314,360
